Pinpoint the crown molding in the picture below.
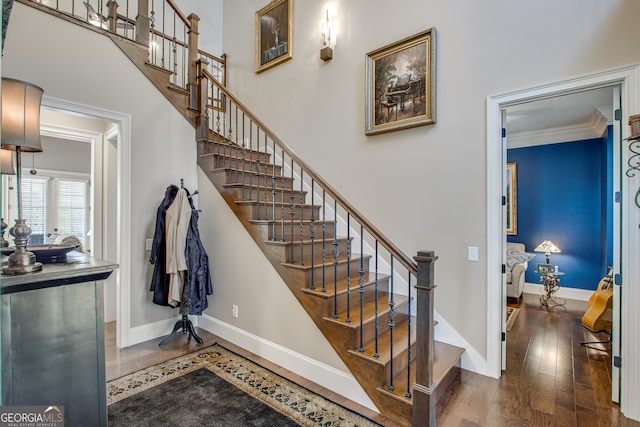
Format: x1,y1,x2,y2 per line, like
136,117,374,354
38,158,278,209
507,110,608,148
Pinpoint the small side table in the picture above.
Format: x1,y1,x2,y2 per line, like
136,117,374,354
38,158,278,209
538,270,566,307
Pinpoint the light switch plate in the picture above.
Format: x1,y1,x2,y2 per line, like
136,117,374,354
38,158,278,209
468,246,479,262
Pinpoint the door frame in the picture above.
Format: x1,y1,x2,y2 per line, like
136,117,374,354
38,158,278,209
486,64,640,419
41,96,132,349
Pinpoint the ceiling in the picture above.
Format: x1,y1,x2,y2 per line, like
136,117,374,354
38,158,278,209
505,86,614,148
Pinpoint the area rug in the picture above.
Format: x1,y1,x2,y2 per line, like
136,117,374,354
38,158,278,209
107,344,381,427
506,306,520,332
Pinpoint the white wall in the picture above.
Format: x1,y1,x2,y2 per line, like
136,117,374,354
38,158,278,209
3,2,198,330
173,0,224,56
219,0,640,367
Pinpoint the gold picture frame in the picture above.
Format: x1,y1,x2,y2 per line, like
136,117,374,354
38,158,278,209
506,162,517,235
255,0,293,73
365,28,436,136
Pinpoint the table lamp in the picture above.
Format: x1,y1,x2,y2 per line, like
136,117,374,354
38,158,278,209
1,148,16,247
534,239,561,264
1,77,44,274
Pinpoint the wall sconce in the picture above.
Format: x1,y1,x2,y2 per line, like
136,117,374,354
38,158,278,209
320,8,335,61
1,77,45,275
534,239,561,264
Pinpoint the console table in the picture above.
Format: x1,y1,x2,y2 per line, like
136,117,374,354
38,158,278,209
1,252,117,427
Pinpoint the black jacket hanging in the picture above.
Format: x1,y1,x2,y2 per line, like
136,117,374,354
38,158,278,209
149,185,179,306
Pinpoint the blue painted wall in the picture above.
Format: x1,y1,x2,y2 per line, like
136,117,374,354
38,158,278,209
507,126,613,291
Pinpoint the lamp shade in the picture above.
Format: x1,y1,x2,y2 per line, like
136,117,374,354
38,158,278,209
534,240,561,254
1,148,15,175
1,77,44,152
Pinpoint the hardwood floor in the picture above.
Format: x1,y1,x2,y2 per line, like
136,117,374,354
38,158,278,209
105,293,639,426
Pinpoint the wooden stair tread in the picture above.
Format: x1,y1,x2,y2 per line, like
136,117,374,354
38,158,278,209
301,272,390,296
377,341,464,402
348,317,417,364
282,254,371,271
323,294,409,327
264,236,349,247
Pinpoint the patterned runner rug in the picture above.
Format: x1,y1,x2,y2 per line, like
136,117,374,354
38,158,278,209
107,344,381,426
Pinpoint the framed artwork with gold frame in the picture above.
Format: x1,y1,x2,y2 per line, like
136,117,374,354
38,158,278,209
506,162,517,235
365,28,436,136
255,0,293,73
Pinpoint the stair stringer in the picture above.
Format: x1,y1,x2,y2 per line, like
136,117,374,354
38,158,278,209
106,34,197,126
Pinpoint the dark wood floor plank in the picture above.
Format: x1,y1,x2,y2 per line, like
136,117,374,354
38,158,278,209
105,293,640,426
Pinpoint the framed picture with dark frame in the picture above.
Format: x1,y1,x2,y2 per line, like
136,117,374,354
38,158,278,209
255,0,292,73
365,28,436,136
506,162,517,235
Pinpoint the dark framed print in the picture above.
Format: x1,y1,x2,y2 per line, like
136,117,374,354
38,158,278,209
506,162,517,235
365,28,436,136
255,0,292,73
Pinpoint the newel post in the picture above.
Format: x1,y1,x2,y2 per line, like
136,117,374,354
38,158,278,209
412,250,438,427
187,13,200,111
135,0,150,46
195,59,209,142
106,0,118,33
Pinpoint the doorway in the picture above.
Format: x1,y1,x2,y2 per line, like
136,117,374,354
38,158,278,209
40,96,132,349
486,64,640,418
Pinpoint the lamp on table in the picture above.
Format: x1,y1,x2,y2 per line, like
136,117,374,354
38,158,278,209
1,77,45,275
534,239,561,264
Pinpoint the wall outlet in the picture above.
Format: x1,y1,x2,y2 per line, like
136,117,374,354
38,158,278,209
145,238,153,251
232,304,239,318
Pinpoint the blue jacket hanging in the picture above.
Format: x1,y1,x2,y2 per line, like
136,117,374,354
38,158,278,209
182,209,213,315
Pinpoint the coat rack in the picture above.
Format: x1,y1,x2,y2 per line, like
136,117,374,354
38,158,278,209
159,178,204,346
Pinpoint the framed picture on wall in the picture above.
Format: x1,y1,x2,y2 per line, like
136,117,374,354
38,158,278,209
255,0,293,73
365,28,436,136
506,162,517,235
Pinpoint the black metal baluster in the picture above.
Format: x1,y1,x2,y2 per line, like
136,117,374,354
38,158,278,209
358,225,365,352
346,214,351,323
248,122,253,201
254,128,260,218
374,241,379,358
388,256,395,391
310,180,315,290
289,159,295,262
299,169,304,266
234,105,239,182
321,189,327,294
265,134,270,229
280,150,285,242
240,117,246,201
405,272,412,398
332,200,338,319
271,140,277,241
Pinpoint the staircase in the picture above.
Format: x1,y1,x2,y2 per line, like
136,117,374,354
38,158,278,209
17,1,465,425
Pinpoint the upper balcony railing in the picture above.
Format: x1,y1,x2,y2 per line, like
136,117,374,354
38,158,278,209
28,0,226,92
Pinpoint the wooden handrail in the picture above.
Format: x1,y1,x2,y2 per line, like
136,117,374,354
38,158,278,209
201,68,417,276
163,0,191,28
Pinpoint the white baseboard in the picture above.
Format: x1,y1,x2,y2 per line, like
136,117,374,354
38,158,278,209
126,316,183,346
524,282,591,301
434,312,487,376
197,314,379,413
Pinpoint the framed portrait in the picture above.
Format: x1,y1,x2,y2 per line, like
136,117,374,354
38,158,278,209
536,263,552,274
506,162,517,235
255,0,293,73
365,28,436,136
